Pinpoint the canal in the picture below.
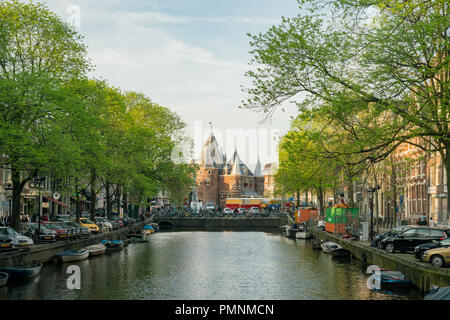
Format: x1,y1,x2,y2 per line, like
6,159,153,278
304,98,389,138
0,231,423,300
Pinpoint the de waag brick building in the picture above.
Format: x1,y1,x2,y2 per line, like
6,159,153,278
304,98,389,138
195,133,265,208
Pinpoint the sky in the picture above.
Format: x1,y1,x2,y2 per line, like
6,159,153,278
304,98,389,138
39,0,303,170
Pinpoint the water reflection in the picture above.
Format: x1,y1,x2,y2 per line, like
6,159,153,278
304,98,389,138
0,231,423,300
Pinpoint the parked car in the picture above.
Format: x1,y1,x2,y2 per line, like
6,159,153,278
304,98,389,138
238,208,247,215
381,227,448,253
422,247,450,268
205,203,215,211
57,222,78,239
64,221,91,238
27,223,56,242
372,225,414,249
55,215,72,222
415,238,450,259
0,227,34,248
41,222,69,240
77,218,100,234
94,217,113,232
249,207,260,214
223,208,233,214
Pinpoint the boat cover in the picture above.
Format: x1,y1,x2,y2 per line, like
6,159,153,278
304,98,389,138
424,286,450,300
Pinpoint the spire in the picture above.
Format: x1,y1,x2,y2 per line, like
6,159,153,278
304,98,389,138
231,155,242,175
198,130,224,168
253,157,262,176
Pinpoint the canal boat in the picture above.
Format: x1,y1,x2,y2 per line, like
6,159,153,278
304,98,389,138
128,233,150,243
295,231,312,239
321,241,342,253
373,269,411,288
424,286,450,300
0,271,8,287
84,244,107,256
0,262,43,279
56,249,89,262
143,225,156,235
101,239,124,250
330,248,352,258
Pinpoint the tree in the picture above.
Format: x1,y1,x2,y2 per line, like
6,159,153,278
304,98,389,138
242,0,449,218
0,1,89,230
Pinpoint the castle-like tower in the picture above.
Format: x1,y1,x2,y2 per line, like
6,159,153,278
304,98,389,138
195,133,264,207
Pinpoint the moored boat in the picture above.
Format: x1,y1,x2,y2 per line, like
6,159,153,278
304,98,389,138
0,263,43,279
101,239,124,250
0,271,9,287
56,249,89,262
373,269,411,288
84,244,106,256
321,241,342,253
127,233,150,243
424,286,450,300
143,225,155,235
296,231,312,239
330,248,352,258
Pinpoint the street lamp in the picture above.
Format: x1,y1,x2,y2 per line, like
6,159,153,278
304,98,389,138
367,185,381,241
36,177,45,243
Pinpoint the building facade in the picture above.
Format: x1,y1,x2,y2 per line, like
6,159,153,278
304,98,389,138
195,133,265,207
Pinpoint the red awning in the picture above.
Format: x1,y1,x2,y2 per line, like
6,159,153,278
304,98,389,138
43,196,68,208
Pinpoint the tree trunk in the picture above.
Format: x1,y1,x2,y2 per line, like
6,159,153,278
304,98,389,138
446,147,450,225
347,178,354,208
106,180,112,219
318,185,325,217
296,190,300,208
123,191,128,217
392,158,397,228
89,169,96,220
11,168,22,231
116,184,121,217
10,167,36,231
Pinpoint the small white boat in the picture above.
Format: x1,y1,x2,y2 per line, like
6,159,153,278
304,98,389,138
321,241,342,253
128,233,150,243
56,249,89,262
296,231,312,239
84,244,106,256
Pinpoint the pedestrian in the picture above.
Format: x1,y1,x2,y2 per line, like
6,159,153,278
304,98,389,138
429,217,435,227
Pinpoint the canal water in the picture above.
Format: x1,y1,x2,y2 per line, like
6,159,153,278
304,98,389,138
0,231,423,300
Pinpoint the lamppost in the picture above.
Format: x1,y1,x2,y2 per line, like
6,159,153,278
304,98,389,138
368,185,381,241
36,177,45,242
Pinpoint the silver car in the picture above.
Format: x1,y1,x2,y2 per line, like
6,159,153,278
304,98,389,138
0,227,34,248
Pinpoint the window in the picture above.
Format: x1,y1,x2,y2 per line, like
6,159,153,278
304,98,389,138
401,229,417,237
416,229,430,238
430,230,446,238
208,170,211,175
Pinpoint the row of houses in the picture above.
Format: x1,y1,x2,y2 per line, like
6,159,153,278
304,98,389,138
0,166,117,219
262,140,448,227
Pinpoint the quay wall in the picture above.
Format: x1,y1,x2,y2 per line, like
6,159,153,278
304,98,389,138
0,220,148,266
310,229,450,292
